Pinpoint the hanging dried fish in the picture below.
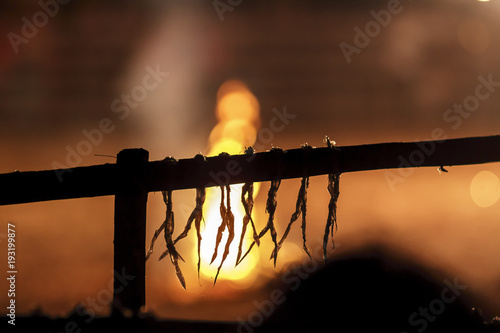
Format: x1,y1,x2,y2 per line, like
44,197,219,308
272,176,311,262
236,181,259,265
173,187,206,245
160,187,206,279
146,220,165,262
265,179,281,267
213,186,235,284
299,178,310,259
323,173,340,262
238,179,281,267
160,190,186,289
194,188,205,279
210,186,228,265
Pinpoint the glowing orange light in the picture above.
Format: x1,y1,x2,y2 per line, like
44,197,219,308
216,81,260,126
196,80,261,285
197,185,259,283
209,120,258,148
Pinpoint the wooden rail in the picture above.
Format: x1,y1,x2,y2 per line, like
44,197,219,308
1,135,499,206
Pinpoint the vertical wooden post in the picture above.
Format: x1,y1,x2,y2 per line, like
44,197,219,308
113,149,149,316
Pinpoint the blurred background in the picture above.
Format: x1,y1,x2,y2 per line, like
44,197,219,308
1,0,499,323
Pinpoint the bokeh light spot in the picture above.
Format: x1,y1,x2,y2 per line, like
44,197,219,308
470,171,500,208
216,91,260,124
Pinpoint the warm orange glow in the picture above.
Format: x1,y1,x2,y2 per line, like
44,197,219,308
470,170,500,208
196,80,261,285
209,120,258,148
197,185,259,283
216,81,260,126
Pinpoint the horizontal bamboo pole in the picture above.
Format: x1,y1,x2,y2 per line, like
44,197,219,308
1,135,499,206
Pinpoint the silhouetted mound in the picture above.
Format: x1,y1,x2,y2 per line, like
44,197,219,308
257,247,494,333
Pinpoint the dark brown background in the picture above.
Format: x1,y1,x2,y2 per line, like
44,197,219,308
0,0,499,322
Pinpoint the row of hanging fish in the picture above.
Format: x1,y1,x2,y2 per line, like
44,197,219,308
146,138,341,289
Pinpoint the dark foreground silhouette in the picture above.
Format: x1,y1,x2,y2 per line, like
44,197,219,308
10,247,500,333
256,246,499,333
